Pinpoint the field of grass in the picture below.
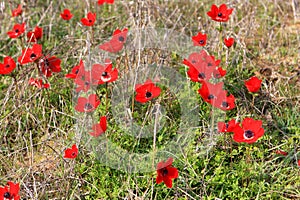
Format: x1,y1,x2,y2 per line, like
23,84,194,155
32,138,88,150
0,0,299,199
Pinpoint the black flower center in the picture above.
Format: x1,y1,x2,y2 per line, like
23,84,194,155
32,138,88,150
118,36,125,42
214,73,221,78
162,168,168,176
30,53,36,59
222,101,229,108
4,192,11,198
89,19,92,23
191,60,196,64
75,69,79,74
199,40,204,44
207,62,213,67
84,103,93,110
71,152,76,157
244,130,254,139
198,72,206,79
218,12,222,17
85,81,90,86
146,91,152,98
208,94,214,100
45,59,50,66
225,123,229,129
5,64,10,68
102,71,108,77
15,29,19,33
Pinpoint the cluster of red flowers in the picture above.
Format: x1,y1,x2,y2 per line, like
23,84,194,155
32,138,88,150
3,4,61,89
62,1,127,160
183,49,235,111
197,4,265,144
2,2,271,193
60,1,115,28
64,59,118,158
183,4,238,112
154,4,236,188
62,3,264,189
218,118,264,144
191,4,235,48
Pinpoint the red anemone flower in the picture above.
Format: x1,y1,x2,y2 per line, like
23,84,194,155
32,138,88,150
7,22,25,39
275,150,288,156
207,4,234,22
156,157,178,188
98,0,114,5
233,118,264,144
224,37,234,48
215,93,235,111
92,59,118,84
135,79,161,103
192,32,207,46
213,67,226,78
74,62,99,92
66,60,84,79
218,119,238,133
27,26,43,43
39,55,61,77
0,56,16,75
185,50,220,69
89,116,107,137
81,12,96,26
210,55,221,67
75,94,100,113
198,81,226,106
28,78,50,89
18,44,43,65
63,144,78,159
99,28,128,53
183,59,213,82
244,76,262,93
60,9,73,20
75,70,93,92
12,4,22,17
0,181,20,200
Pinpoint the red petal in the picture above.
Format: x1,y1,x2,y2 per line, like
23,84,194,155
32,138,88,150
163,178,173,188
7,182,20,196
87,12,96,21
219,4,228,13
156,174,163,184
166,166,178,179
233,125,244,143
151,86,161,98
242,118,262,133
81,18,89,26
113,29,122,36
255,127,264,139
135,93,149,103
100,116,107,132
207,4,218,18
217,122,226,132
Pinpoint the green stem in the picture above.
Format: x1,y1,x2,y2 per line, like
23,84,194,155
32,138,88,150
219,27,223,55
131,91,135,114
246,145,251,164
251,93,255,108
91,26,94,44
152,100,159,170
105,82,109,114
